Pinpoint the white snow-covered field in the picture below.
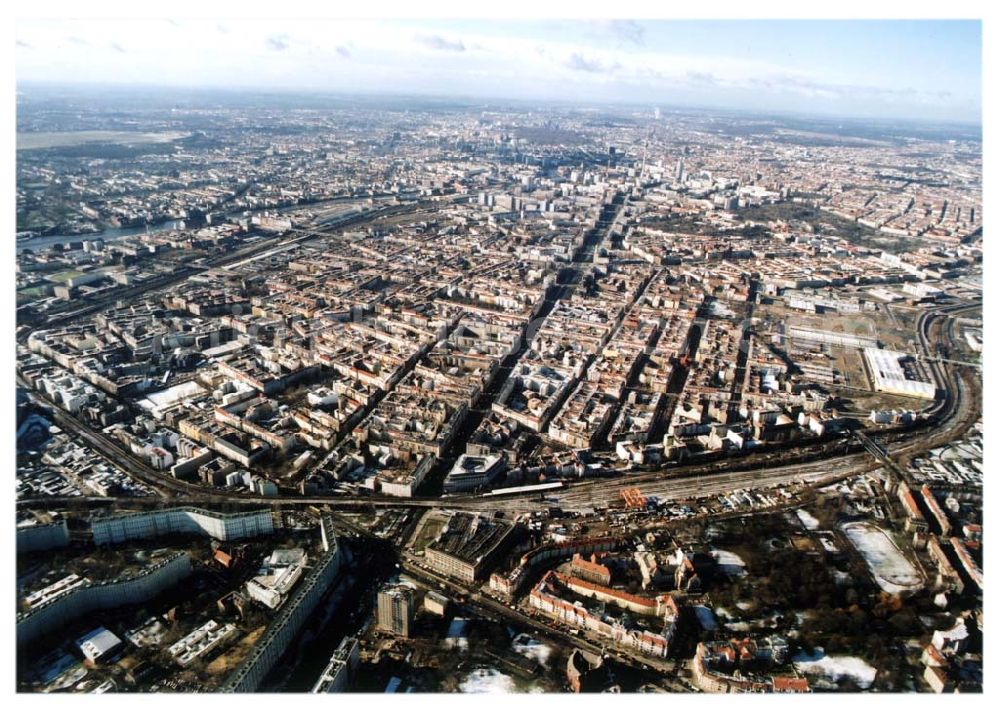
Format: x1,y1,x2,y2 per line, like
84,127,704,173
710,549,747,577
841,522,922,594
796,509,821,530
793,649,877,689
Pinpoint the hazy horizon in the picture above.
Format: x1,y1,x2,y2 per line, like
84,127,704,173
14,82,984,137
15,19,982,125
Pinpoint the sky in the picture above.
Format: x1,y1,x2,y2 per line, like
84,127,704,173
14,18,982,123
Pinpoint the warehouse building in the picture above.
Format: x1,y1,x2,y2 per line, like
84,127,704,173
425,512,520,583
863,348,936,400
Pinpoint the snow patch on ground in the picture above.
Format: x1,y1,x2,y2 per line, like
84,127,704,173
831,570,852,586
51,666,88,691
459,668,517,693
793,649,877,689
711,549,747,577
458,668,541,693
510,633,552,666
841,522,922,594
796,509,821,530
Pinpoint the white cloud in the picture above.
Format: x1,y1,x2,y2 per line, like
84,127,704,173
12,18,976,121
415,34,466,52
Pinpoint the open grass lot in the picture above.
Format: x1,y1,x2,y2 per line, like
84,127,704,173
763,306,881,342
205,626,266,677
759,299,922,356
46,270,87,284
16,285,50,303
409,511,448,554
754,300,935,413
740,202,920,253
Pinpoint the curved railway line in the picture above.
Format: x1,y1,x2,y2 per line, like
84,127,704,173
17,298,980,514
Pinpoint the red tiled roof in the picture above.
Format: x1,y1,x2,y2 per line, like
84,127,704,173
571,555,611,579
557,571,657,608
772,676,809,692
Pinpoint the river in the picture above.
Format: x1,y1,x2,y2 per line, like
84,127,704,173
16,218,188,254
16,194,393,254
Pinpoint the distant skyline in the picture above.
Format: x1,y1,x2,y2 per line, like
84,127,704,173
15,18,982,124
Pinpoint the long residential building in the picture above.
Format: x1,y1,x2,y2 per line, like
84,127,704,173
311,636,361,693
950,537,983,594
91,507,274,546
490,535,621,599
528,570,677,658
16,519,70,554
17,552,192,646
920,485,952,536
220,516,343,692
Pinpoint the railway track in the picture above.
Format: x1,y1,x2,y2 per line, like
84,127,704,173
18,297,980,516
21,200,440,338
